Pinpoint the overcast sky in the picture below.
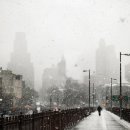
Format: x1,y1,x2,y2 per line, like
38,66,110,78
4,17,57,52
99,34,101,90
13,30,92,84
0,0,130,89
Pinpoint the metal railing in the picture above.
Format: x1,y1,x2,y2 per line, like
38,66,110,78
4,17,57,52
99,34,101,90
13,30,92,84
0,107,93,130
108,107,130,122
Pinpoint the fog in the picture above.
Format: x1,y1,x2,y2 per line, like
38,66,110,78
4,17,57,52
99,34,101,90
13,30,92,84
0,0,130,90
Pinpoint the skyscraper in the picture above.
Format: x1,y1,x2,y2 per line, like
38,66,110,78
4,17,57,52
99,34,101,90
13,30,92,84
8,32,34,89
41,57,66,98
96,39,119,85
57,56,66,78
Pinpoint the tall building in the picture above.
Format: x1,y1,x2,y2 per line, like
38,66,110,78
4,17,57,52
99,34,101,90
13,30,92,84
41,57,66,97
8,32,34,89
96,39,119,85
57,56,66,78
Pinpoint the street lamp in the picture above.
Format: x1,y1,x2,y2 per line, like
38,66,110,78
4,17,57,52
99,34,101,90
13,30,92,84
50,96,52,110
92,83,94,108
110,78,117,111
92,72,96,109
120,52,130,119
92,83,96,109
0,98,2,112
49,89,59,110
83,69,90,113
94,88,97,108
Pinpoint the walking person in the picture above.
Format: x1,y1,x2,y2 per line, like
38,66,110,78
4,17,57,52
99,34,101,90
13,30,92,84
97,105,102,116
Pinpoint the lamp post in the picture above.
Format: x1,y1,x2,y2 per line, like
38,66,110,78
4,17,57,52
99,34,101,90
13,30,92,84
50,96,52,110
0,98,2,113
83,69,90,113
94,88,97,108
120,52,130,119
50,89,59,110
92,83,95,109
110,78,117,111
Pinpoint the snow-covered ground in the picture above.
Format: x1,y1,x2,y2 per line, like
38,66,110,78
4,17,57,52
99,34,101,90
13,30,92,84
107,110,130,129
71,109,130,130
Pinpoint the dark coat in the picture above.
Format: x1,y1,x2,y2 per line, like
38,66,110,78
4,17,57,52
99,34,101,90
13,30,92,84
97,106,102,112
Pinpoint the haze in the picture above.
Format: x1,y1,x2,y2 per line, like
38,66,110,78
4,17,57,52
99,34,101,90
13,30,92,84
0,0,130,90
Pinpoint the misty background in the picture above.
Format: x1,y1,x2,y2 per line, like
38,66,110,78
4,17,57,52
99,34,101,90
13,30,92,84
0,0,130,90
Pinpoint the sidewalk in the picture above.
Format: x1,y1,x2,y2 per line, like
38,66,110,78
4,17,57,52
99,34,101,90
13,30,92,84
71,110,130,130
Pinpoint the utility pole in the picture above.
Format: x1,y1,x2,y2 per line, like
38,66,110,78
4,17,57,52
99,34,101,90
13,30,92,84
88,69,90,113
120,52,122,119
93,83,94,108
111,78,117,111
119,52,130,119
83,69,91,113
50,96,52,110
111,78,112,111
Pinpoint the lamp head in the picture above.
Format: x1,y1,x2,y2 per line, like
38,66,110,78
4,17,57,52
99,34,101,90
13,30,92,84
122,54,130,56
83,70,88,72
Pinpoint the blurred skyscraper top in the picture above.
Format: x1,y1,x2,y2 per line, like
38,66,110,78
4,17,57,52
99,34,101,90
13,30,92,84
8,32,34,89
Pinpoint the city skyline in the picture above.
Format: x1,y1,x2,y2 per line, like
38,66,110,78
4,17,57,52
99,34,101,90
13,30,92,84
0,0,130,89
1,34,129,90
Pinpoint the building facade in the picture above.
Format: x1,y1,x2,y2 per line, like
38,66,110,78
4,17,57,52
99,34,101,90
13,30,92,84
0,68,23,109
41,57,67,97
96,39,119,85
8,32,34,89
